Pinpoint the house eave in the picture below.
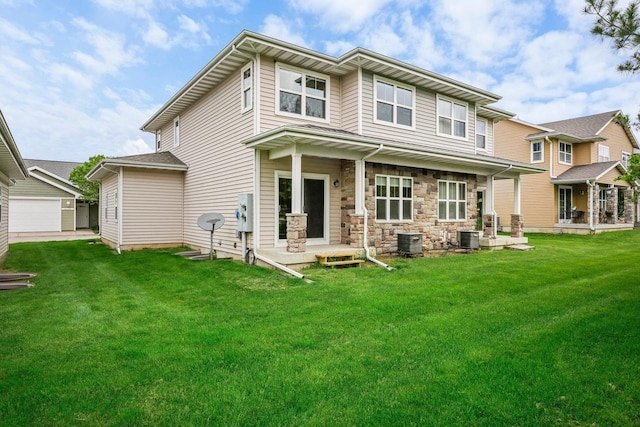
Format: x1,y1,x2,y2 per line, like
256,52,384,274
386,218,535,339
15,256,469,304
0,110,29,181
87,159,188,181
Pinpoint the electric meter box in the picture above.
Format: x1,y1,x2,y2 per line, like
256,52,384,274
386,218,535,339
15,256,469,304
237,193,253,232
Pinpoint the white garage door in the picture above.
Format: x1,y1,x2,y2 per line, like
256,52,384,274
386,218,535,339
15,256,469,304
9,199,61,232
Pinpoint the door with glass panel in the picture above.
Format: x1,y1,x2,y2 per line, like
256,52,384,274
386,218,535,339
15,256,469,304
559,187,572,223
277,174,327,243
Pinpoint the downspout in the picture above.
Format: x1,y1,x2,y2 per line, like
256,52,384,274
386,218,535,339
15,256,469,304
117,167,123,254
490,165,513,238
545,136,554,178
253,251,305,279
360,145,393,271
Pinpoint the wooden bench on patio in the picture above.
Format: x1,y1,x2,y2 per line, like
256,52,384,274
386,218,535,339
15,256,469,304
315,252,365,268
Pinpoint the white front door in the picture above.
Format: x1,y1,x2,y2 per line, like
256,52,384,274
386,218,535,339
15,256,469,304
77,203,89,228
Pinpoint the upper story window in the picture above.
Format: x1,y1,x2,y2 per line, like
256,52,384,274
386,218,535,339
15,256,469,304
531,140,543,163
438,180,466,221
242,64,253,113
622,151,631,168
277,64,328,121
173,116,180,147
476,119,487,150
559,142,572,165
374,76,415,128
598,144,610,162
437,96,467,139
155,129,161,151
375,175,413,221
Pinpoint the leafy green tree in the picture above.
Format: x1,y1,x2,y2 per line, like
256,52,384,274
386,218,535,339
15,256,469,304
616,153,640,202
69,155,106,203
585,0,640,73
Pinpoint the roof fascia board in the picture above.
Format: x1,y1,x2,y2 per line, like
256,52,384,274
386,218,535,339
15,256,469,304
595,110,620,135
27,170,82,197
594,161,623,181
28,166,78,188
0,110,28,179
511,118,554,132
339,50,501,104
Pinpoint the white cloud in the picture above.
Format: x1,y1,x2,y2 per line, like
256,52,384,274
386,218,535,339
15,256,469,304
93,0,154,19
324,40,356,56
47,63,94,90
260,15,309,48
288,0,393,33
0,17,47,44
183,0,249,14
118,138,153,156
144,20,170,48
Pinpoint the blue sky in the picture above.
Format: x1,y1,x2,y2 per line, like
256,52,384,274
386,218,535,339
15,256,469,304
1,0,639,162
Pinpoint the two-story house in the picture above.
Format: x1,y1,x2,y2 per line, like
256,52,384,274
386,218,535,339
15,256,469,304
87,31,543,268
494,111,639,234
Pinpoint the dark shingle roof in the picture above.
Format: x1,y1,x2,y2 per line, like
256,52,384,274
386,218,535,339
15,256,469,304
538,111,618,139
24,159,81,180
551,161,620,183
109,151,186,166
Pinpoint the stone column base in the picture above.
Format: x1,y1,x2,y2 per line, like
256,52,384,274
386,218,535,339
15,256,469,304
348,214,365,248
286,213,307,253
483,214,494,238
511,214,524,238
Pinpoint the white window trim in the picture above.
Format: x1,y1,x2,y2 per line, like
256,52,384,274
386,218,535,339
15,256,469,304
622,151,631,168
476,118,487,151
241,63,253,113
558,141,572,165
173,116,180,147
436,95,468,141
155,129,161,151
598,144,610,162
373,75,416,130
275,63,330,123
531,140,544,163
437,180,467,222
114,190,118,222
374,174,413,223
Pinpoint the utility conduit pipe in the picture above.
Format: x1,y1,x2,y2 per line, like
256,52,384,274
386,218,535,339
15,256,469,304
254,251,305,280
362,207,394,271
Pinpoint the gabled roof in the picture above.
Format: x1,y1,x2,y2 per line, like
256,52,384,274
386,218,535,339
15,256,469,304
0,110,28,181
24,159,80,181
525,110,639,148
141,30,504,132
550,161,625,184
86,152,187,181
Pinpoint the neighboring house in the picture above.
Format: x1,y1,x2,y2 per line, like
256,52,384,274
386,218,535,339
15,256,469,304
87,30,544,266
0,110,29,260
494,111,639,234
8,159,98,233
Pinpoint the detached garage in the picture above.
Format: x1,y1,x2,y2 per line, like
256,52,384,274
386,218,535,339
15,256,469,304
8,159,86,234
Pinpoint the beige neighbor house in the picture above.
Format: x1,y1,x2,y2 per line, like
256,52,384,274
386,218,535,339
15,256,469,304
494,110,639,234
8,159,99,234
0,110,29,261
87,30,545,268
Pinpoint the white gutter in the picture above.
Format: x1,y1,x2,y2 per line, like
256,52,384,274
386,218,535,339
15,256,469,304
545,136,555,178
254,251,305,279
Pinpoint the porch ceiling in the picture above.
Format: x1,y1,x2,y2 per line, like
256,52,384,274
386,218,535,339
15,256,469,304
244,125,546,178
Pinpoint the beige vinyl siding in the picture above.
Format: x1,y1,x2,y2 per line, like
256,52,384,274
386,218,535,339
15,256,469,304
168,66,254,255
100,173,118,246
600,168,629,186
30,171,78,194
259,154,342,249
573,142,591,166
259,58,342,132
121,169,184,246
341,70,359,133
9,176,75,198
494,120,556,230
598,122,637,162
0,182,8,260
476,116,495,155
361,70,477,153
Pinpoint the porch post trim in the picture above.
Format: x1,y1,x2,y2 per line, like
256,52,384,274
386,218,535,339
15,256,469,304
355,159,364,215
291,152,302,214
513,176,521,215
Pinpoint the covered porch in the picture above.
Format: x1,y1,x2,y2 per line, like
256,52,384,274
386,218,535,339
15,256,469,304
551,161,634,234
244,125,545,267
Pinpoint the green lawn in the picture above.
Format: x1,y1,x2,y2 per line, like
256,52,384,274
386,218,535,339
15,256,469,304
1,232,639,426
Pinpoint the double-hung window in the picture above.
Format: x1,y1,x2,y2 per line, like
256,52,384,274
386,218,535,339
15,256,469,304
558,142,572,165
277,64,328,120
438,181,466,221
374,77,415,128
155,129,161,151
375,175,413,221
437,96,467,139
598,144,610,162
241,64,252,112
173,116,180,147
622,151,631,168
531,140,543,163
476,119,487,149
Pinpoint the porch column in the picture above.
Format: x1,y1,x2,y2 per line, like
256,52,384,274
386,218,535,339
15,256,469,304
484,175,496,238
511,176,524,238
291,153,302,214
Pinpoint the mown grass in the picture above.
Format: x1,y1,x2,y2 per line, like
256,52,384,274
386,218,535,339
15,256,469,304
0,232,639,426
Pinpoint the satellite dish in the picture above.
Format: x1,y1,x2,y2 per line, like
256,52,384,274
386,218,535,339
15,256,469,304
197,213,225,259
197,213,225,231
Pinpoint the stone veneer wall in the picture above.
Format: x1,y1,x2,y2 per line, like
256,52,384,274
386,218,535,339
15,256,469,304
341,161,480,256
